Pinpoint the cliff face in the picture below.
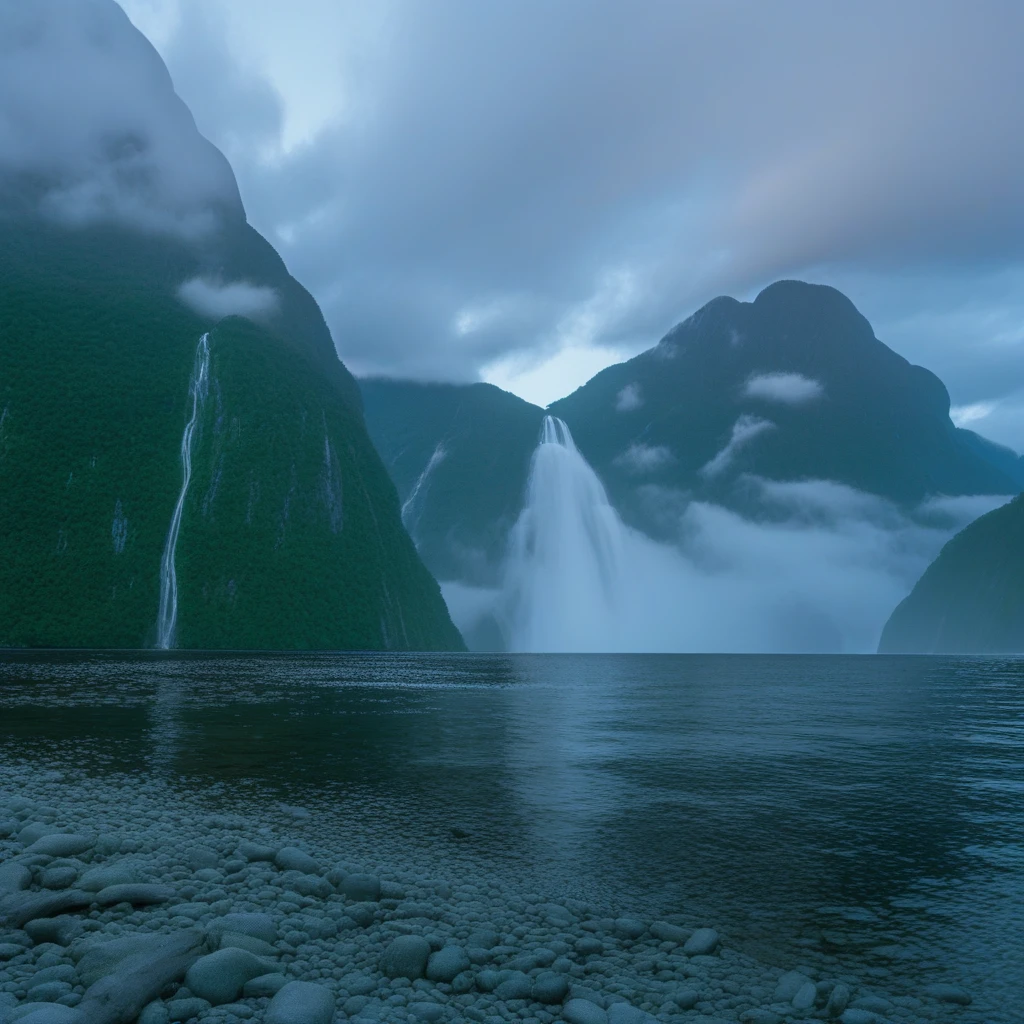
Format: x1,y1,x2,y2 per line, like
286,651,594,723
879,496,1024,654
0,4,463,650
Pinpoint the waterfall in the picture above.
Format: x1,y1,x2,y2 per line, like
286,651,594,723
156,333,210,649
502,416,629,652
401,442,447,537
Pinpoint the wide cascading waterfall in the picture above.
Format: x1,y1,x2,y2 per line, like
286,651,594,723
156,333,210,649
502,416,629,652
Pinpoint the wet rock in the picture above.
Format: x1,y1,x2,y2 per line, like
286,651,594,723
408,1003,446,1022
382,934,432,979
826,983,851,1017
13,1007,86,1024
671,989,700,1010
274,847,319,875
649,922,689,944
613,918,646,940
208,911,276,944
39,867,78,891
793,981,818,1010
607,1004,655,1024
840,1012,881,1024
265,981,335,1024
563,998,609,1024
740,1011,781,1024
165,997,211,1022
237,842,276,863
774,971,813,1003
924,983,972,1006
17,824,61,846
78,932,200,987
0,890,92,928
534,972,570,1005
23,916,82,946
575,936,603,955
682,927,720,956
184,947,272,1005
0,864,32,893
426,944,470,982
217,931,278,957
26,835,94,858
137,1001,170,1024
342,873,381,902
495,971,533,1000
26,979,74,1002
0,942,25,960
186,847,219,871
77,865,135,893
93,883,174,907
243,973,289,998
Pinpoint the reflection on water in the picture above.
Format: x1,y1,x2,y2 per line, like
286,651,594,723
0,652,1021,1019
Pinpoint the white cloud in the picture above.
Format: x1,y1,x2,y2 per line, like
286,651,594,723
612,443,674,475
615,383,643,411
950,401,997,427
700,415,775,479
744,372,824,404
177,277,279,321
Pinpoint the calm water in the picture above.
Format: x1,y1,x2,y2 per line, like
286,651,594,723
0,653,1021,1018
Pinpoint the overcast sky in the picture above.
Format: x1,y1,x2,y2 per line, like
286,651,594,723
98,1,1024,441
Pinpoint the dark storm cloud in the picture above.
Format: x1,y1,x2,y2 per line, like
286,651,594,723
143,0,1024,391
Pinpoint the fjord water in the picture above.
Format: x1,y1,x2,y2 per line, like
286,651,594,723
0,653,1020,1020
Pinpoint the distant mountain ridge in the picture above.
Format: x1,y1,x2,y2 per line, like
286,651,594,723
361,281,1019,587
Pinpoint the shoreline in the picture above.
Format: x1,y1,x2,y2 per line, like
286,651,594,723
0,765,981,1024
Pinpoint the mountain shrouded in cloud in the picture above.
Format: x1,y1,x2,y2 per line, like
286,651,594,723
363,282,1016,651
0,0,462,650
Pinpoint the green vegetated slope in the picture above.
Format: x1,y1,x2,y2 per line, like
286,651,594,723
360,379,544,583
879,496,1024,653
0,222,463,650
360,281,1018,582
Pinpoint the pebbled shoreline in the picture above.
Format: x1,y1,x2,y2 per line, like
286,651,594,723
0,767,977,1024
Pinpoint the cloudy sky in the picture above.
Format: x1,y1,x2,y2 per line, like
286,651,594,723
108,1,1024,440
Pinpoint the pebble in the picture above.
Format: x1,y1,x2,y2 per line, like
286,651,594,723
265,981,335,1024
682,927,720,956
426,943,471,982
273,847,319,875
25,835,94,858
563,997,610,1024
381,934,432,979
242,973,289,998
533,971,571,1004
342,873,382,902
184,947,272,1005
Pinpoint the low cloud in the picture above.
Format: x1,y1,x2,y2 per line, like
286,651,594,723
744,372,824,404
177,277,279,321
700,415,775,479
615,383,643,412
0,0,240,236
613,443,674,475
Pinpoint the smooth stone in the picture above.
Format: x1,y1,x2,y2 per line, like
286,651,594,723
574,936,603,955
76,929,203,987
137,1001,170,1024
826,983,851,1017
218,931,278,957
467,930,499,949
851,996,892,1014
426,944,470,983
242,973,289,998
26,981,73,1002
613,918,646,940
24,916,81,946
265,981,335,1024
274,847,319,875
607,1004,654,1024
792,982,818,1010
17,824,61,846
840,1012,881,1024
495,971,532,1001
740,1012,781,1024
381,935,431,980
682,927,720,955
475,969,501,993
184,947,272,1005
533,972,570,1005
39,868,78,891
672,989,700,1010
77,865,136,893
649,922,689,944
26,835,94,858
924,984,972,1005
563,999,609,1024
12,1008,85,1024
0,864,32,894
165,998,211,1022
342,873,381,902
237,842,277,862
186,847,219,871
0,943,27,960
408,1003,446,1023
278,870,330,898
774,971,813,1003
209,912,277,944
93,883,173,907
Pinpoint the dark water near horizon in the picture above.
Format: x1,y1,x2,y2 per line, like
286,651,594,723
0,653,1021,1019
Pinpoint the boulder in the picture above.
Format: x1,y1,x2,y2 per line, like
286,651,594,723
184,947,272,1005
265,981,335,1024
381,934,431,980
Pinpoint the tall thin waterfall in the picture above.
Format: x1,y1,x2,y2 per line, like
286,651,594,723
401,442,447,537
156,333,210,649
502,416,629,652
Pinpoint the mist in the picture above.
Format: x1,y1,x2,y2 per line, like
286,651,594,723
442,427,1009,653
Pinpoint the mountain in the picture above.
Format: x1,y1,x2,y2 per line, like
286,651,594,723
0,2,462,650
879,496,1024,653
361,281,1019,584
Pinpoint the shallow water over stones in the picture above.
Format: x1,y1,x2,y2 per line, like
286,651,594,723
0,651,1021,1023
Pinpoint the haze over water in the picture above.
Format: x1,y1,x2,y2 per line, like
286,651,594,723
1,652,1020,1022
